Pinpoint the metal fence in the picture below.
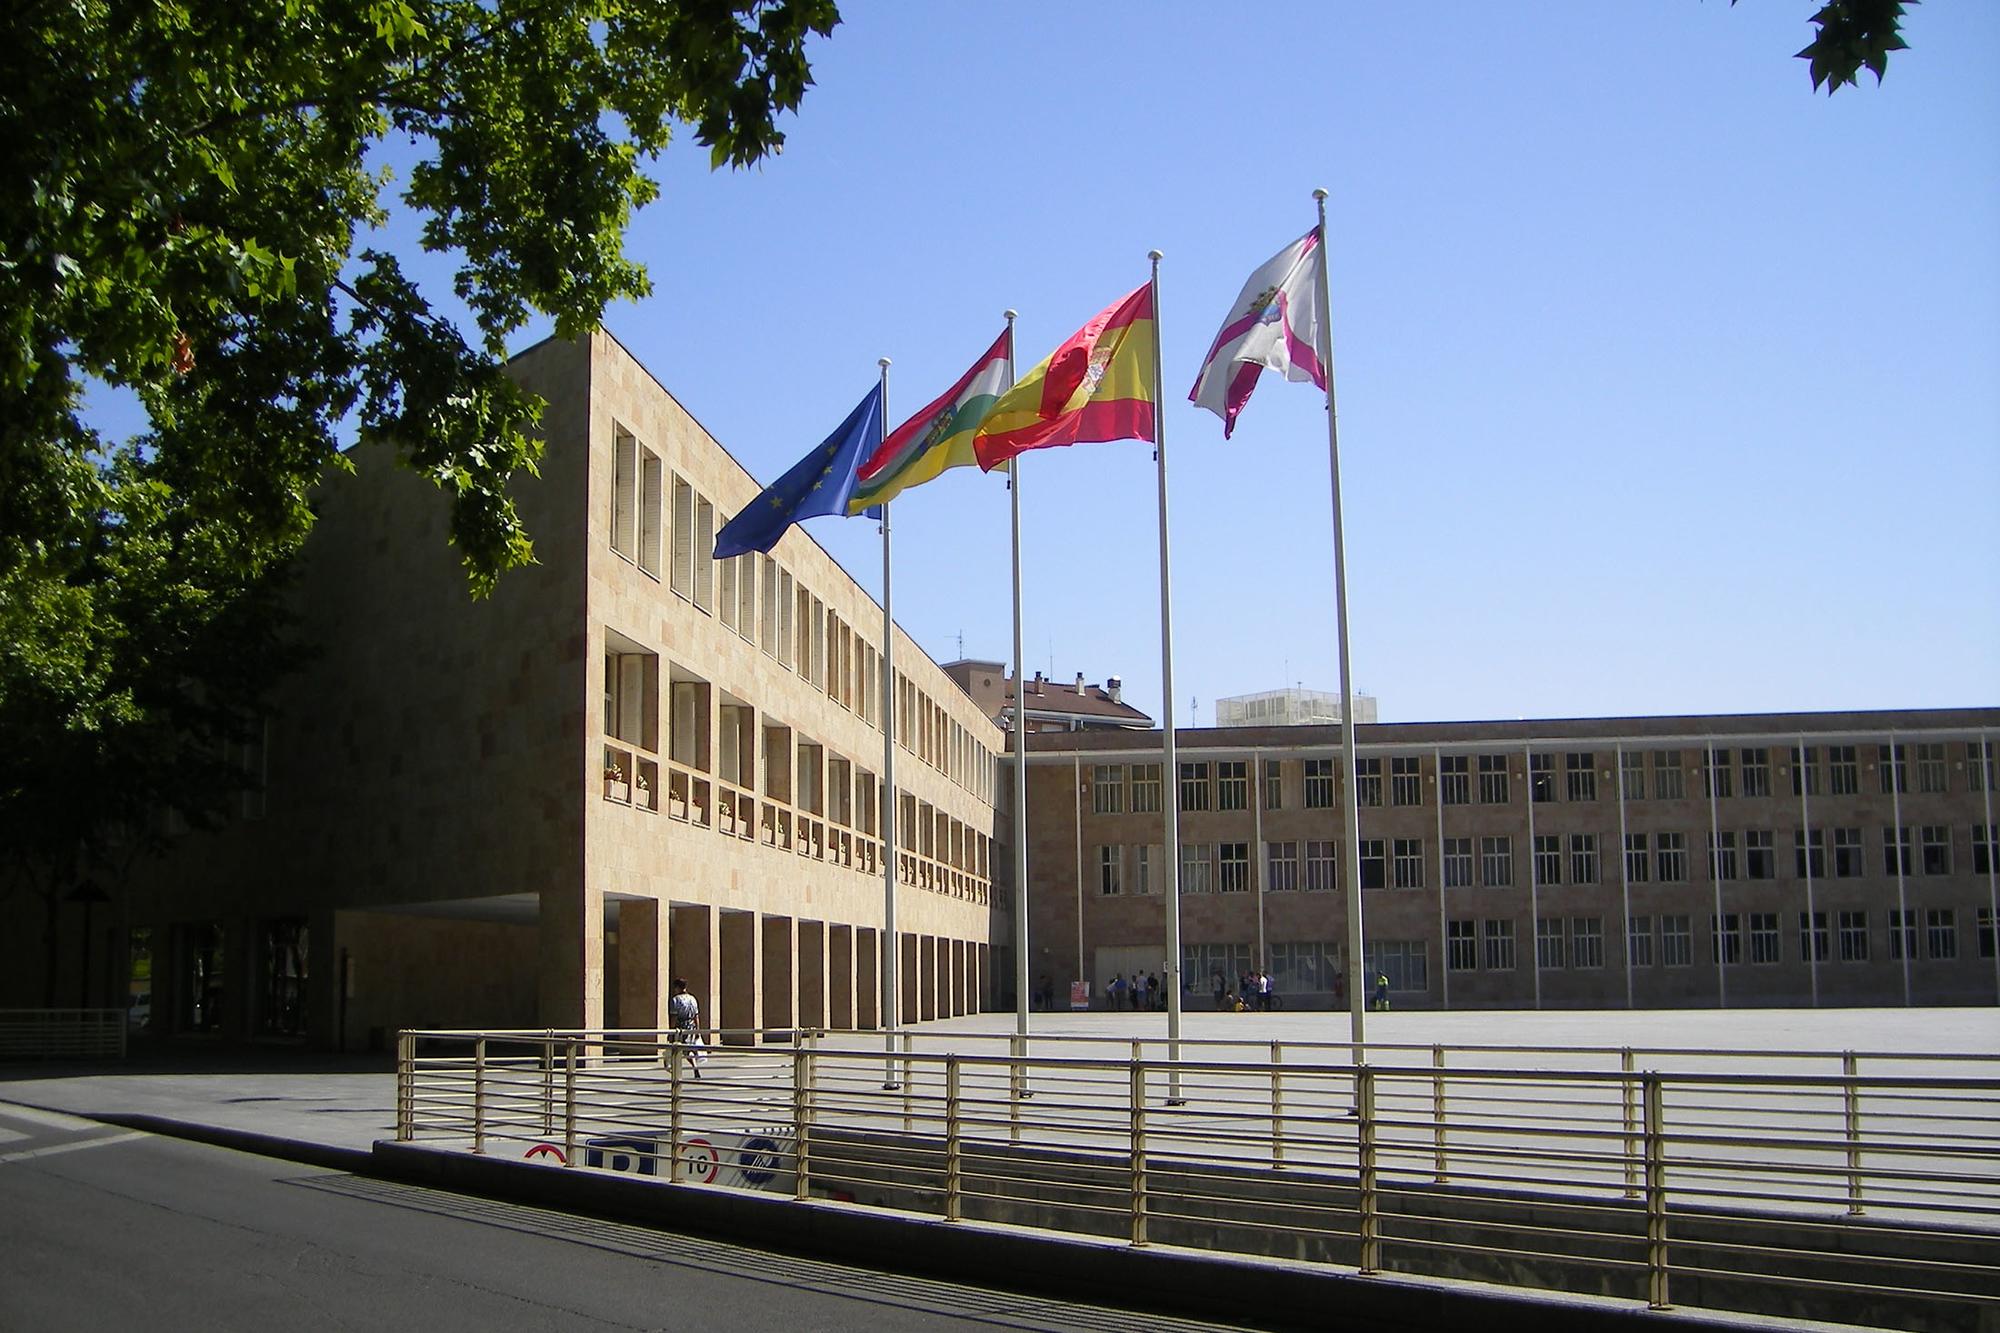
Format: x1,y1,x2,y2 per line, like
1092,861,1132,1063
396,1028,2000,1328
0,1009,127,1060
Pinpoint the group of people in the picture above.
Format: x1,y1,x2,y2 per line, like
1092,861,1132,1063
1105,971,1165,1010
1211,969,1279,1012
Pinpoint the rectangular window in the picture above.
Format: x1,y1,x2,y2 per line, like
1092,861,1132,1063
1569,833,1600,884
638,449,663,577
1266,841,1299,892
760,557,779,654
1305,841,1337,892
1133,844,1157,896
1536,917,1565,969
1920,825,1950,876
1180,843,1214,895
1218,842,1250,893
1533,834,1561,887
1656,832,1687,882
1179,762,1211,812
611,429,637,558
1883,826,1911,877
1092,765,1124,814
1927,908,1956,960
1708,831,1738,881
1363,940,1429,994
1879,744,1907,794
1263,759,1283,810
1828,745,1859,796
1703,748,1733,799
1838,910,1869,962
1624,832,1650,883
1745,829,1774,880
1304,759,1334,808
692,496,714,612
1571,917,1604,969
1712,913,1742,965
1661,915,1693,967
1217,761,1247,811
1749,912,1780,964
1359,838,1386,890
1479,754,1510,804
1440,754,1470,805
738,558,757,644
1654,751,1685,800
670,475,694,599
1795,829,1826,880
1393,838,1425,890
1097,846,1122,895
1628,915,1654,968
1791,746,1821,796
1391,756,1423,807
719,555,739,631
1480,835,1513,888
1799,911,1829,962
777,570,794,667
1442,837,1474,889
1916,742,1947,794
1566,752,1597,802
1740,747,1770,798
1354,757,1382,808
1976,824,1997,876
1530,752,1556,803
1484,919,1516,971
1888,909,1917,961
1969,741,1996,793
1978,907,1995,960
1448,920,1479,972
1620,750,1646,802
1131,763,1162,814
1832,827,1863,877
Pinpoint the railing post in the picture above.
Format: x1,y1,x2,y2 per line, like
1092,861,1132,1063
1644,1072,1670,1310
563,1039,578,1166
1431,1043,1448,1183
472,1038,488,1154
1621,1047,1640,1198
1009,1033,1024,1144
1357,1065,1379,1274
1130,1061,1149,1247
793,1048,812,1201
396,1031,415,1142
902,1032,915,1134
945,1056,963,1222
1271,1041,1285,1172
1843,1051,1864,1215
668,1030,684,1183
542,1032,556,1135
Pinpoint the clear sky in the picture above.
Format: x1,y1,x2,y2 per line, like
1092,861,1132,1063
590,1,1998,728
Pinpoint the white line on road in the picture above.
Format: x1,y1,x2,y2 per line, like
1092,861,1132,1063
0,1132,146,1165
0,1102,101,1132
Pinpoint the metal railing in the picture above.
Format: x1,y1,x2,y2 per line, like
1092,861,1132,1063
0,1009,128,1060
395,1028,2000,1329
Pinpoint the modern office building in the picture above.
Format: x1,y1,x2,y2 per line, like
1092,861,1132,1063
9,331,1007,1049
1214,687,1378,728
1022,711,2000,1010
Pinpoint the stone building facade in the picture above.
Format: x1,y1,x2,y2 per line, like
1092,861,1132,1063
1023,711,2000,1010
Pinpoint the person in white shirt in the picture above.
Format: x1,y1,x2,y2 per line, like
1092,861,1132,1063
668,978,704,1078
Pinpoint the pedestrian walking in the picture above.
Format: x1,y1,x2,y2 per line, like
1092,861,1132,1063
668,978,704,1078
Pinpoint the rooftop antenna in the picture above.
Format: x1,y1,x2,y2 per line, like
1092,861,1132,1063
956,629,964,658
1192,695,1199,726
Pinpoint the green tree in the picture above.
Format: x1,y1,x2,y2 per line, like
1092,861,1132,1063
0,0,838,978
1773,1,1913,93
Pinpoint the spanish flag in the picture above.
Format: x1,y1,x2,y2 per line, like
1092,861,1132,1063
973,283,1157,471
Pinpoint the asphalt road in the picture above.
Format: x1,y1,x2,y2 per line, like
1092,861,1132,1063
0,1105,1249,1333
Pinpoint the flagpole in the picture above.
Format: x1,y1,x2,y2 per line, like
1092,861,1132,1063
1004,310,1033,1051
1150,249,1185,1099
1313,188,1367,1053
877,356,901,1080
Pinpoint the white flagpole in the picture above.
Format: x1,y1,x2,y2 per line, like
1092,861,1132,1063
1004,310,1032,1044
1150,249,1186,1095
877,357,900,1077
1313,188,1367,1051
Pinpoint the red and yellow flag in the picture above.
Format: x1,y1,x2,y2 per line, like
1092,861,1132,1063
973,283,1156,470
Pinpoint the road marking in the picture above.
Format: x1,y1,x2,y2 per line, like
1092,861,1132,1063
0,1103,100,1132
0,1128,26,1145
0,1132,146,1166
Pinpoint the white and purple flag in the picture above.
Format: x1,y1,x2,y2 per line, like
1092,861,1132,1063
1188,227,1327,438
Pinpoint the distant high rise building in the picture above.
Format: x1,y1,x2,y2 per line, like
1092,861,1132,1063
1215,687,1378,728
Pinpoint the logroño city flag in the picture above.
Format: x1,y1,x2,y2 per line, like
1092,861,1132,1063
1188,227,1326,438
973,284,1156,471
847,328,1012,514
713,383,883,559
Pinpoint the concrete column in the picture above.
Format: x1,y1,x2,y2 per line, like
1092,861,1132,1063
761,913,795,1039
828,924,854,1029
919,934,937,1021
798,919,826,1032
959,939,975,1015
855,927,879,1029
899,933,919,1026
946,938,962,1017
668,903,717,1035
976,942,990,1013
539,882,605,1030
616,899,668,1034
722,908,764,1046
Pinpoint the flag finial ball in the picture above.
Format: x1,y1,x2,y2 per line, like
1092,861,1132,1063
1313,187,1328,201
878,357,891,368
1003,309,1017,321
1147,249,1163,262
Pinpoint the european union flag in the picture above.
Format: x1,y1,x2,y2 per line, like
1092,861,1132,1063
713,383,883,560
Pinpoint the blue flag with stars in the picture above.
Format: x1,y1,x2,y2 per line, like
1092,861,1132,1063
713,383,884,560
